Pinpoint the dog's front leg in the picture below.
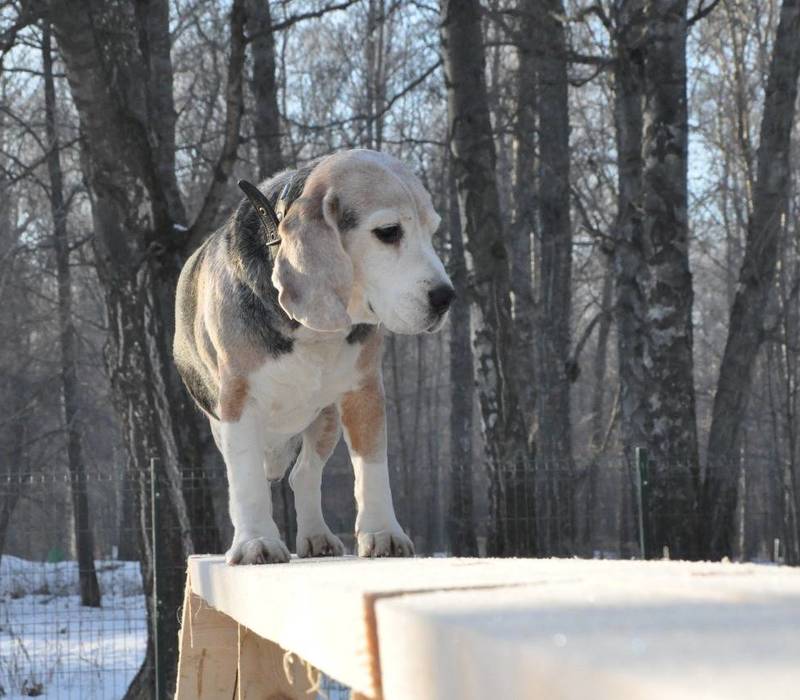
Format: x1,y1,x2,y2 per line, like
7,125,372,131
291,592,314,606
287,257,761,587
339,371,414,558
216,405,289,564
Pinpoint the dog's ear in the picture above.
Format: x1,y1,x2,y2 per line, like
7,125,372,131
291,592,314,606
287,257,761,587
272,182,353,332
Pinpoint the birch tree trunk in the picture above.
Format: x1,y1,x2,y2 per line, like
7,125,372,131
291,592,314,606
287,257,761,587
639,0,700,558
440,0,534,556
613,0,700,558
447,164,477,556
703,0,800,560
512,0,538,434
530,0,575,555
584,260,614,547
612,2,647,554
42,22,101,609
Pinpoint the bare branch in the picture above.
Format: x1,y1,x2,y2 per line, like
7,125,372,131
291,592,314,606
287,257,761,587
284,59,442,132
688,0,723,27
573,3,612,31
566,310,609,384
569,51,612,66
0,1,42,63
249,0,360,39
187,0,246,249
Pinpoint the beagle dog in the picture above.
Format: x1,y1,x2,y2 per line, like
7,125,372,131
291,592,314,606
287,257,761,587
174,149,454,564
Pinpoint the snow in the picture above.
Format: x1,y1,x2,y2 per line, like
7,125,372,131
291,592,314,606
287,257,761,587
0,556,146,699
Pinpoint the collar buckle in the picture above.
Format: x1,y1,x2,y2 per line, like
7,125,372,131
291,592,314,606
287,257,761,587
237,179,283,247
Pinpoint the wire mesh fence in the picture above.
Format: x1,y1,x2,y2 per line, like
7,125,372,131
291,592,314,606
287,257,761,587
0,461,357,699
1,452,794,698
1,468,148,699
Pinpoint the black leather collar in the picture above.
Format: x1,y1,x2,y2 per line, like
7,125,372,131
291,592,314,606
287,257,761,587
237,179,290,248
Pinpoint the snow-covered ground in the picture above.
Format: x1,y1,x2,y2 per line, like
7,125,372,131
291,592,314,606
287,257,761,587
0,556,146,699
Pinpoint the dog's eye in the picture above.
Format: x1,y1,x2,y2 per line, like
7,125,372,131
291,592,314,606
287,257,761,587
372,224,403,244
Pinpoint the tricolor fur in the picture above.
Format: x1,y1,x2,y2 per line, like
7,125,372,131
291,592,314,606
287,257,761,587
174,149,454,563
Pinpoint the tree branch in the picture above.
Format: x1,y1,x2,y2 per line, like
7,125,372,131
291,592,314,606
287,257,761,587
187,0,246,250
249,0,360,39
566,310,609,383
1,1,42,62
574,3,612,31
688,0,722,27
570,51,612,66
284,59,442,132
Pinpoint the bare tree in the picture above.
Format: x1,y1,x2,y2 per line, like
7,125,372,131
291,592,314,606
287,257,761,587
43,0,240,691
704,0,800,559
528,0,575,555
584,258,615,547
0,154,29,563
611,0,645,554
446,162,477,556
42,21,101,608
5,6,800,698
611,0,700,558
511,0,538,437
246,0,284,178
440,0,534,555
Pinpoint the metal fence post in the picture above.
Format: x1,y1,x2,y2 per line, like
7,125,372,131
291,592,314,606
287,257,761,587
150,457,166,700
635,447,649,559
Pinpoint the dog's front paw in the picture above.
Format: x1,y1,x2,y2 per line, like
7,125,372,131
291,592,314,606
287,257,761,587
226,537,290,565
357,527,415,558
296,528,345,558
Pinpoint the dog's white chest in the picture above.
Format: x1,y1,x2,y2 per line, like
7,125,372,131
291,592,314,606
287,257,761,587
247,336,361,435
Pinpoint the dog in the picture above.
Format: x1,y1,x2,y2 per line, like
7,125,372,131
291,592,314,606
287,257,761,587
173,149,454,564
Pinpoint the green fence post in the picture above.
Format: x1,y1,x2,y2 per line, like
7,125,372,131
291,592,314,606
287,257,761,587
150,457,166,700
635,447,649,559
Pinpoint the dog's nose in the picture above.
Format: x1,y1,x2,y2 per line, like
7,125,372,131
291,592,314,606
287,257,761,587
428,285,455,314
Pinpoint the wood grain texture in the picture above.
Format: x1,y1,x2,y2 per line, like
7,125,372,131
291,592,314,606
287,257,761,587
175,588,238,699
237,625,315,700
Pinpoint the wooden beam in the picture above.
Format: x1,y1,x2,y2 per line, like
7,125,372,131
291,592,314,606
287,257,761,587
237,624,315,700
175,582,238,699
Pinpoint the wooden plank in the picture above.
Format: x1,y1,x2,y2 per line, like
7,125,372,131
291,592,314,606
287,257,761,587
187,554,620,696
175,581,238,700
237,624,315,700
188,556,800,700
374,567,800,700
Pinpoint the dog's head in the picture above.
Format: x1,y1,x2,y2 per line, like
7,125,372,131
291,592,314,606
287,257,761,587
271,150,454,335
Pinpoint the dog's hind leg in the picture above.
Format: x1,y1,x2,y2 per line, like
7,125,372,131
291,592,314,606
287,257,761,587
217,404,290,565
289,405,345,557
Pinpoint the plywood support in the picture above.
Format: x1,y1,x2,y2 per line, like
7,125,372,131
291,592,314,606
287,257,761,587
175,582,238,699
237,624,315,700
